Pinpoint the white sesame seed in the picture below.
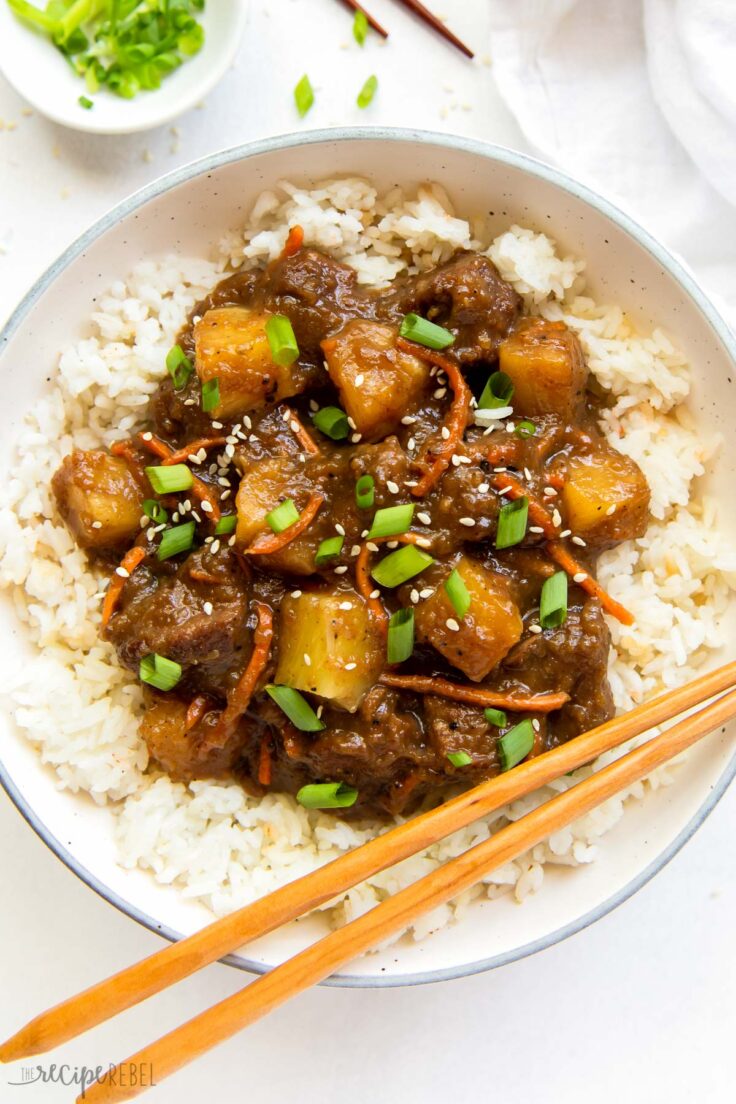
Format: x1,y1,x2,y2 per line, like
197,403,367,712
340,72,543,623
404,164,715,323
191,511,202,523
366,541,379,553
606,504,617,515
188,453,201,464
459,517,476,527
339,601,353,611
354,374,365,387
244,416,253,429
345,662,358,671
446,618,460,632
410,589,419,604
524,467,532,481
478,483,489,493
92,520,103,529
361,529,370,538
146,527,155,541
221,490,232,500
387,480,399,494
407,437,416,451
304,653,312,666
572,535,587,547
226,435,238,446
350,544,361,557
386,540,399,549
290,421,300,434
309,399,319,413
139,517,148,528
506,422,516,434
441,426,451,440
401,415,417,426
498,485,513,496
204,536,214,545
183,398,197,406
493,467,507,474
335,523,346,536
458,455,472,465
217,476,230,487
543,487,558,497
415,536,432,548
451,454,462,467
316,704,324,718
351,433,363,443
211,421,224,429
404,480,419,488
529,623,543,634
573,571,588,583
210,540,221,554
532,718,541,733
529,526,545,534
552,509,562,527
225,444,235,459
249,434,258,443
200,500,213,514
115,566,130,578
228,535,236,547
291,590,302,598
419,587,434,599
334,565,348,575
203,601,213,616
347,415,357,430
434,387,447,399
281,409,291,423
141,431,153,441
417,511,431,525
369,589,380,599
559,529,572,538
208,464,218,475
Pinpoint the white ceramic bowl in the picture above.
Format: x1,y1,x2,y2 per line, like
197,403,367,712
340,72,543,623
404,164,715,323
1,129,735,986
0,1,246,134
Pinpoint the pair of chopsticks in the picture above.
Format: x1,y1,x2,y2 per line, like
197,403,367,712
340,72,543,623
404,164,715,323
3,661,735,1102
340,0,475,60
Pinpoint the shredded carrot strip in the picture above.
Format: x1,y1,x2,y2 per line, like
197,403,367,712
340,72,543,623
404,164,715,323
490,472,557,539
282,224,304,258
257,737,273,786
246,492,324,555
546,541,635,626
279,404,319,456
163,436,228,466
188,568,221,585
379,673,569,713
545,470,566,490
396,338,472,496
355,532,429,631
209,602,274,745
184,696,211,733
136,432,221,523
100,545,146,630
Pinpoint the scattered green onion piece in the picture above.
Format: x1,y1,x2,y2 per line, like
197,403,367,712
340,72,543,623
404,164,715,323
355,474,375,509
353,8,368,44
371,545,434,588
387,609,414,664
479,370,514,410
495,497,528,550
484,708,507,728
145,464,194,495
357,74,378,108
266,685,325,733
265,315,299,368
294,74,315,117
157,521,195,562
444,568,471,620
367,504,415,540
296,781,358,809
399,312,455,350
266,499,300,534
215,515,237,536
78,94,93,109
515,420,537,439
539,570,568,629
498,719,535,771
142,499,168,525
201,378,220,414
311,406,349,441
166,344,193,391
447,751,472,767
139,653,182,692
315,535,344,565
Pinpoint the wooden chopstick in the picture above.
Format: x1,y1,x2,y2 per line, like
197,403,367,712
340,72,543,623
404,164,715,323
338,0,389,38
393,0,475,59
2,660,734,1066
77,683,736,1102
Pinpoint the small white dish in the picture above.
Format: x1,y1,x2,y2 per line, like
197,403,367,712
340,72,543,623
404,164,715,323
0,1,247,134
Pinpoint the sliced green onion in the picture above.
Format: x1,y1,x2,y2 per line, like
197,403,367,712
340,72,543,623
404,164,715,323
498,719,535,771
355,474,375,509
201,378,220,413
266,685,325,733
539,570,568,629
444,568,471,620
311,406,349,440
515,420,537,439
387,609,414,664
371,545,434,588
139,653,182,692
484,708,507,728
157,521,195,562
353,8,368,44
447,751,472,767
145,464,194,495
294,74,315,117
399,313,455,350
78,94,93,109
265,315,299,367
266,499,300,534
479,370,514,410
357,74,378,109
315,535,344,565
296,782,358,809
215,515,237,536
142,499,168,525
367,504,415,540
495,497,528,550
166,344,193,391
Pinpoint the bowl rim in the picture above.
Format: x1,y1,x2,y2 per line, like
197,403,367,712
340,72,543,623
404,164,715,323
1,126,735,988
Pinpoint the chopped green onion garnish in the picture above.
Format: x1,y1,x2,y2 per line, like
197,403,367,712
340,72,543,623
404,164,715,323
266,499,300,534
145,464,194,495
484,708,507,728
215,515,237,536
357,74,378,108
498,719,535,771
355,474,375,509
479,370,514,410
515,420,537,439
353,8,368,44
371,544,434,588
387,608,414,664
142,499,168,525
311,406,349,441
166,344,193,391
157,521,195,562
495,497,528,550
315,535,344,565
201,378,220,413
368,504,415,540
444,568,471,620
447,751,472,767
139,653,182,692
399,313,455,350
266,685,325,732
296,782,358,809
294,74,315,117
265,315,299,367
78,95,93,109
539,570,568,629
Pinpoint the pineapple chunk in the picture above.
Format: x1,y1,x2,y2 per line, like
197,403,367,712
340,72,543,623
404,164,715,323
194,307,302,419
562,447,650,544
322,320,430,441
274,590,384,711
52,449,142,549
235,457,316,575
414,557,522,682
499,318,587,418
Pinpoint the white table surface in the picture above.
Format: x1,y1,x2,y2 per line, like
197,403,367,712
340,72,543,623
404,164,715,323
0,2,733,1101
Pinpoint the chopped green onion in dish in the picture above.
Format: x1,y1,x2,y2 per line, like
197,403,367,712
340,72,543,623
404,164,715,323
214,515,237,536
368,504,415,539
495,497,528,550
387,608,414,664
539,570,568,629
498,719,535,771
142,499,168,525
399,313,455,350
294,73,314,117
139,653,182,691
353,8,368,44
478,370,514,410
157,520,195,561
296,781,358,809
484,708,507,728
266,685,325,733
371,544,434,587
355,473,375,509
515,420,536,439
356,74,378,109
145,464,193,495
166,344,193,391
315,535,344,565
265,315,299,367
311,406,349,440
201,378,220,413
447,750,472,767
78,94,93,109
266,499,300,534
444,568,471,620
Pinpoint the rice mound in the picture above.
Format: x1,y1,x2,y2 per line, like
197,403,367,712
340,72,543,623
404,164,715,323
2,178,735,943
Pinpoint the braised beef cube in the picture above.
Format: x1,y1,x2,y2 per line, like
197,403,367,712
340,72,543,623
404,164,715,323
423,696,500,772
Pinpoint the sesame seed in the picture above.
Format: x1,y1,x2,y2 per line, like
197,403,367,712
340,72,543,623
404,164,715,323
498,485,513,496
417,511,431,525
191,511,202,523
361,529,369,538
350,545,361,557
188,454,201,464
335,523,346,536
386,540,399,549
146,528,155,541
339,601,353,611
366,541,379,553
459,517,476,527
458,455,471,465
354,374,365,387
228,536,236,547
434,387,447,399
451,454,462,467
529,526,544,534
115,566,130,578
524,467,532,481
309,399,319,413
139,517,148,528
401,415,418,426
478,483,489,493
493,467,507,474
200,500,214,514
281,409,290,423
290,421,300,434
419,588,434,599
606,504,617,515
532,718,541,733
405,480,419,488
211,421,224,429
543,487,558,497
506,422,516,434
183,398,197,406
387,480,399,494
559,529,572,538
552,509,562,527
334,565,348,575
407,437,416,451
204,536,214,545
572,535,587,547
221,490,232,500
243,417,252,429
203,601,213,616
92,520,103,529
225,444,235,459
446,618,460,632
218,476,230,487
226,435,237,446
441,426,451,440
141,431,153,441
291,590,303,598
573,571,588,583
316,704,324,718
369,589,380,599
344,662,357,671
210,540,221,554
415,536,432,548
304,653,312,666
529,624,543,634
410,589,420,604
351,433,363,444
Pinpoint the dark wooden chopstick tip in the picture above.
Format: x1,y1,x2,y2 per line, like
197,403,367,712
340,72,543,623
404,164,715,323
395,0,474,59
339,0,389,38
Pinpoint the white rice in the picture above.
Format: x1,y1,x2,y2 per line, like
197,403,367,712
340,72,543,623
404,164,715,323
2,178,735,943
